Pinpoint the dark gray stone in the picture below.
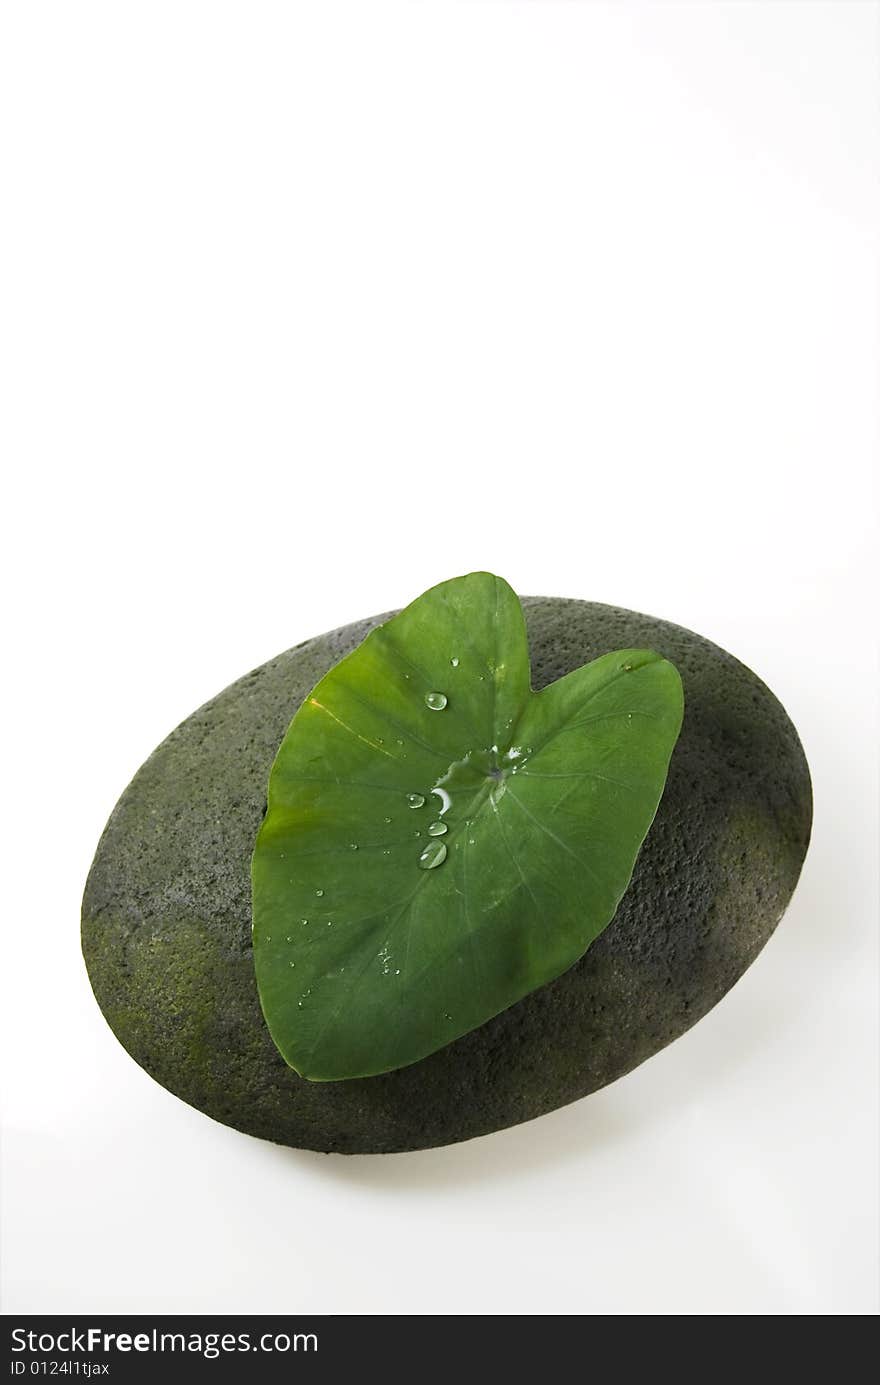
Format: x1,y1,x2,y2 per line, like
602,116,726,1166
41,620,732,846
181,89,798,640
82,598,812,1153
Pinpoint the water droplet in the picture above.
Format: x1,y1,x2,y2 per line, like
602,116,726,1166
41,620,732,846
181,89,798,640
428,821,448,836
315,888,324,897
289,960,296,968
297,1001,303,1008
468,837,475,846
285,935,292,943
431,785,452,816
384,816,392,823
418,840,448,870
396,738,404,746
301,918,309,926
450,656,460,667
327,920,333,927
350,842,358,850
376,736,384,744
394,968,400,975
407,793,425,808
623,663,633,671
425,691,448,711
382,848,391,855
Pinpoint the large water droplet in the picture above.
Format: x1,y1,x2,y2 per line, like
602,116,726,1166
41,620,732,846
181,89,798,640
427,821,448,837
418,840,447,870
315,888,324,897
349,843,358,850
450,656,460,668
406,793,425,808
425,691,448,711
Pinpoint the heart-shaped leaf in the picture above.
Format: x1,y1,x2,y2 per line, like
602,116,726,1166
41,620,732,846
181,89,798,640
252,573,683,1080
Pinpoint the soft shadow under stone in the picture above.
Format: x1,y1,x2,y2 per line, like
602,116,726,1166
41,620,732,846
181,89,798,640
82,599,812,1154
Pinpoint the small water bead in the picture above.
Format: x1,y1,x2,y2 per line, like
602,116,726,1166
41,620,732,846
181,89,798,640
418,840,447,870
450,657,460,668
315,888,324,897
289,960,296,968
427,821,448,837
425,691,448,711
350,843,359,850
384,816,392,823
406,793,425,809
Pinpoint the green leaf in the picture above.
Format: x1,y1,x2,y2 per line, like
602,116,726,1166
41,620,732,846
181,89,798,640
252,572,684,1081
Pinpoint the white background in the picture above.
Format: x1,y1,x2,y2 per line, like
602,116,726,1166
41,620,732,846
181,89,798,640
1,1,877,1316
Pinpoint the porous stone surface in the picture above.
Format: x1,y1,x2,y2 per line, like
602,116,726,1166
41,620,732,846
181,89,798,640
82,599,812,1153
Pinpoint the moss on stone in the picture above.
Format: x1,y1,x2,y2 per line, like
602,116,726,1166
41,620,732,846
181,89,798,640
81,598,812,1153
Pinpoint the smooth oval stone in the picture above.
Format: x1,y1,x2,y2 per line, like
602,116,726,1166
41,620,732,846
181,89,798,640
82,599,812,1154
